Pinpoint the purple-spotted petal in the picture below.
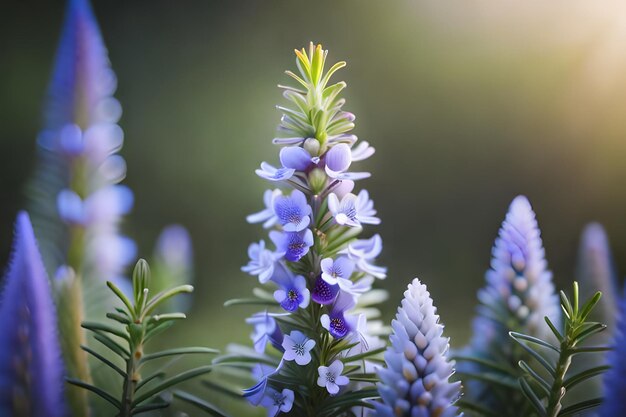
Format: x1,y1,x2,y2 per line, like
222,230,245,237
312,276,339,304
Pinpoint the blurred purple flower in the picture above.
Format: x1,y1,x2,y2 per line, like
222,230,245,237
601,286,626,416
247,189,282,228
260,388,294,416
0,212,67,417
242,240,282,283
247,311,284,354
342,234,387,279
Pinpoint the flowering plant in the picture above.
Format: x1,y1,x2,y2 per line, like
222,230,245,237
1,1,625,417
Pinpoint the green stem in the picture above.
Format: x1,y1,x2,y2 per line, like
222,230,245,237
546,345,571,417
120,344,142,417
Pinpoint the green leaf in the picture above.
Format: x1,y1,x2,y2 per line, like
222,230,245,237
510,331,559,353
509,332,556,377
563,365,610,390
223,298,278,307
106,281,135,318
455,371,519,390
140,347,218,364
453,354,518,376
519,377,547,417
579,291,602,323
133,365,213,406
143,285,194,317
80,345,126,377
136,372,166,391
173,390,229,417
66,378,121,409
341,347,386,364
82,321,129,341
544,317,564,342
518,360,550,395
92,332,130,358
131,401,169,415
559,398,603,416
457,399,502,417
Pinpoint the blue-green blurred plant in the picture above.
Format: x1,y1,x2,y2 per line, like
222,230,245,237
510,282,608,417
68,259,222,416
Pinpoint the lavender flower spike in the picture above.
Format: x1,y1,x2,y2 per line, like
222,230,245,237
374,278,461,417
577,222,618,330
459,195,560,413
600,285,626,416
0,212,67,417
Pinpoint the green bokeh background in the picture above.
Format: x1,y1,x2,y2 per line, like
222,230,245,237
2,0,626,412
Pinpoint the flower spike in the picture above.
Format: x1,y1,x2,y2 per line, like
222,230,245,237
0,212,67,417
374,278,462,417
224,44,387,416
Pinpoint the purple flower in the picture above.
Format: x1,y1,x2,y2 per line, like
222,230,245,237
247,189,282,228
321,291,357,338
247,311,284,353
311,275,339,305
324,143,370,181
321,256,355,292
256,162,295,182
270,229,314,262
244,361,284,406
317,360,349,395
279,146,317,171
242,240,282,283
260,388,294,416
0,212,67,416
271,265,310,312
273,190,312,232
328,190,380,227
342,234,387,279
350,140,375,162
332,179,355,199
282,330,316,365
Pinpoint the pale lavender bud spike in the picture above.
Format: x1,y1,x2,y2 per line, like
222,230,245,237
0,212,67,416
461,195,560,411
375,278,462,417
577,222,618,330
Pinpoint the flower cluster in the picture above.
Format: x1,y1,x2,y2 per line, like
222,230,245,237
29,0,134,287
458,196,560,413
239,43,386,416
375,278,461,417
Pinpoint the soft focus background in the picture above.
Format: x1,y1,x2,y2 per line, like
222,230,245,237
2,0,626,363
